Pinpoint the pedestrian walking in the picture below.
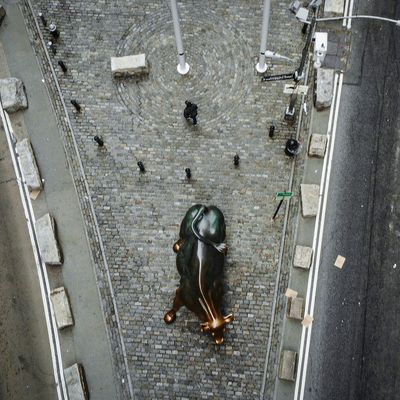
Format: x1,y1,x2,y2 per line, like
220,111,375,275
71,100,81,112
185,168,191,180
58,60,67,73
233,154,240,166
49,23,60,39
93,135,104,147
137,161,145,173
184,100,198,125
269,124,275,138
47,41,56,55
38,12,47,26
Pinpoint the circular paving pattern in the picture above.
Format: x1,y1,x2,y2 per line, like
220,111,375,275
115,8,254,128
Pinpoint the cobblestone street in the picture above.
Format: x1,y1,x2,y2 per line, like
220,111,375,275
22,0,307,398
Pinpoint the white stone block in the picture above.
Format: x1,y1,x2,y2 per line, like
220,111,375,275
35,213,63,265
324,0,344,16
0,77,28,113
15,138,42,192
64,363,89,400
308,134,327,158
287,296,304,320
279,350,298,381
315,68,334,110
301,184,320,217
111,54,149,76
50,287,74,329
293,245,313,270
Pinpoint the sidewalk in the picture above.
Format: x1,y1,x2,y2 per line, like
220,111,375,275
0,3,120,399
271,14,352,400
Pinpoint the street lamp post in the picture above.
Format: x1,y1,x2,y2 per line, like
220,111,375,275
170,0,190,75
256,0,271,73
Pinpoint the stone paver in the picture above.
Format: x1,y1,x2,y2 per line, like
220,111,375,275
315,68,334,110
308,133,327,158
35,213,63,265
22,1,309,398
301,183,320,217
0,77,28,112
50,287,74,329
279,350,298,381
293,244,313,270
64,363,89,400
15,138,42,192
287,296,304,320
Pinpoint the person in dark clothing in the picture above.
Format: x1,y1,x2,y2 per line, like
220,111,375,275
184,100,198,125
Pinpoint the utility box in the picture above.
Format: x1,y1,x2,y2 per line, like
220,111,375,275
314,32,328,68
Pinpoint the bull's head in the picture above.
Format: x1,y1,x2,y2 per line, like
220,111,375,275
200,314,234,345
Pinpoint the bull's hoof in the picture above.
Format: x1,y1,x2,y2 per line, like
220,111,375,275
164,310,176,324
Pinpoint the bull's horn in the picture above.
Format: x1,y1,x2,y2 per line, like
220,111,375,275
173,238,185,253
224,314,234,324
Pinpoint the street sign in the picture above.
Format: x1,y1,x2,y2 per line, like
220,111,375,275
261,73,294,82
276,191,293,200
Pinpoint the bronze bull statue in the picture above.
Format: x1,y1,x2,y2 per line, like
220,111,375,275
164,204,234,345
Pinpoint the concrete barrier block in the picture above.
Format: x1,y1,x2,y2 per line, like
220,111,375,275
279,350,298,381
293,245,313,270
300,184,320,217
315,68,334,110
15,138,42,192
308,134,327,158
50,287,74,329
111,54,149,76
0,77,28,113
324,0,344,16
35,213,63,265
287,297,304,320
64,363,89,400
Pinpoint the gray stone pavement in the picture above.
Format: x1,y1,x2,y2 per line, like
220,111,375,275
18,0,314,398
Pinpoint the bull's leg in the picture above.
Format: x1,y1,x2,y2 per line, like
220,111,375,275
164,288,184,324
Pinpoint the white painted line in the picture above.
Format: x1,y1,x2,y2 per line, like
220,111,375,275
347,0,355,29
0,106,68,399
293,72,342,400
343,0,350,27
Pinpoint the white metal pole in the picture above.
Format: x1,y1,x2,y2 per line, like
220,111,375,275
170,0,190,75
256,0,271,73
